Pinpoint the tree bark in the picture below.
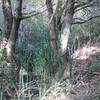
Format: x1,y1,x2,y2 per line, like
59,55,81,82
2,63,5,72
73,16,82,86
6,0,22,61
55,0,62,31
2,0,13,39
6,0,22,95
60,0,74,80
1,0,23,99
46,0,58,75
60,0,74,55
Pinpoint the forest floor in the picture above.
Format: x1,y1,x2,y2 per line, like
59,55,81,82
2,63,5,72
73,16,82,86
41,63,100,100
39,45,100,100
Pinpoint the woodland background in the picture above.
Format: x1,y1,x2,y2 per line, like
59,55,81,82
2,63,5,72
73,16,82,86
0,0,100,100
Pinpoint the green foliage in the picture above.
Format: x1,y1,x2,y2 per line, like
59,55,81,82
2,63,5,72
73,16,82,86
0,51,6,61
71,19,100,51
55,0,62,18
34,47,47,77
72,24,83,38
85,19,100,38
26,14,48,37
15,13,51,81
72,18,100,39
15,36,51,80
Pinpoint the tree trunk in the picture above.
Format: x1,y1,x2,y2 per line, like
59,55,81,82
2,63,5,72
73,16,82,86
1,1,13,100
6,0,22,94
2,0,13,39
60,0,74,80
55,0,62,31
1,0,23,99
46,0,58,75
6,0,22,61
60,0,74,55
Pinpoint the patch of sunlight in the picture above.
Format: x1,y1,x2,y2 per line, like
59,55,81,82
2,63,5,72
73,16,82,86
72,45,100,60
60,28,70,54
6,40,15,57
5,1,10,8
40,81,74,100
0,38,7,51
20,67,28,76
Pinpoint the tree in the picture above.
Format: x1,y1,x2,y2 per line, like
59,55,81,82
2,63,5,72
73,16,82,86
60,0,74,55
1,0,23,99
1,0,23,61
46,0,58,75
45,0,100,79
59,0,74,80
2,0,13,39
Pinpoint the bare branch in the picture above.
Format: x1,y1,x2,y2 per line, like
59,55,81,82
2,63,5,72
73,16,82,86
74,0,94,9
74,2,88,10
21,2,56,19
74,3,94,13
73,15,100,24
22,11,43,20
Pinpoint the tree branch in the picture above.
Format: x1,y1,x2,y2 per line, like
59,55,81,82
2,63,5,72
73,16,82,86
74,3,94,13
21,9,47,20
74,0,97,13
21,3,56,20
74,0,94,9
73,15,100,24
74,2,88,10
22,11,43,20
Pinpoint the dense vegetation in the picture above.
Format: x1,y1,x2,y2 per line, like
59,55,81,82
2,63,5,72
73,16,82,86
0,0,100,100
